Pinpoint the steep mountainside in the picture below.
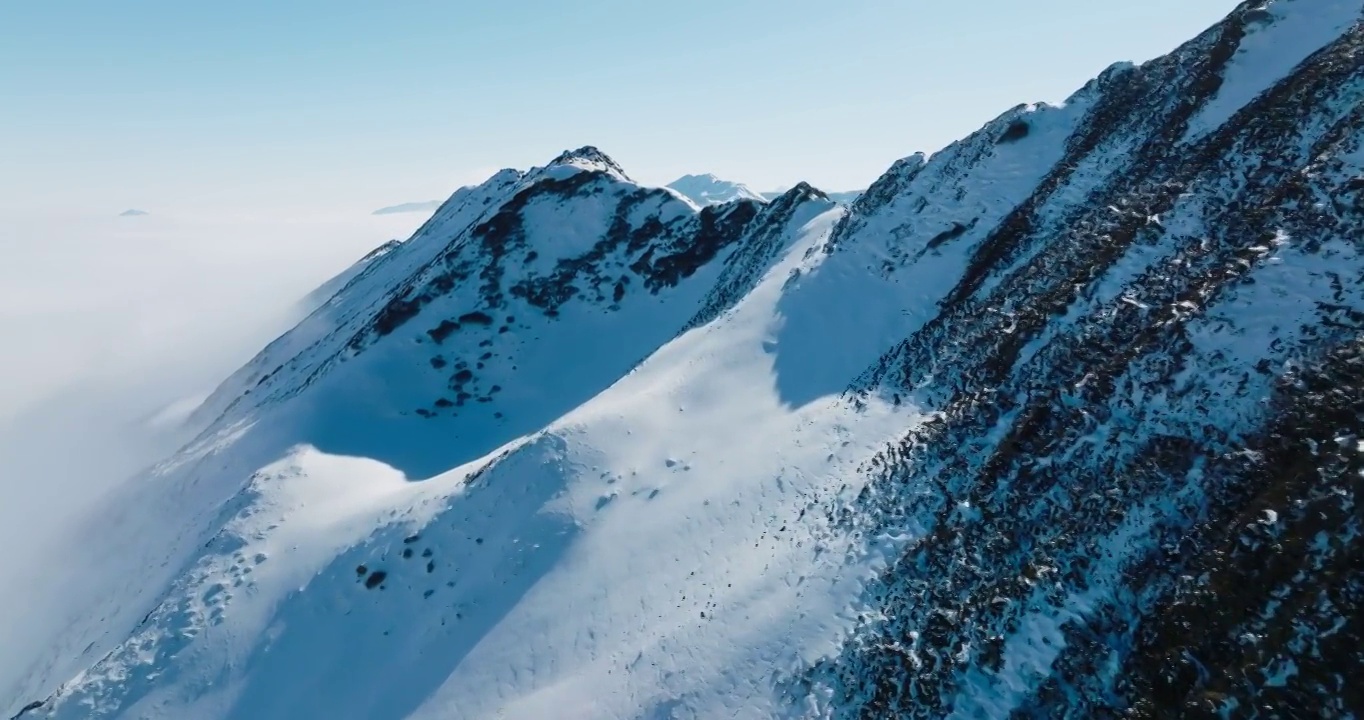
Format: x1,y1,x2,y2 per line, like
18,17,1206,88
791,1,1364,716
6,1,1362,718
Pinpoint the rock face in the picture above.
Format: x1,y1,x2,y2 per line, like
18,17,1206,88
7,1,1364,718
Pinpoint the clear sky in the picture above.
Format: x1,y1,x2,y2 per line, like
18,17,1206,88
2,1,1236,216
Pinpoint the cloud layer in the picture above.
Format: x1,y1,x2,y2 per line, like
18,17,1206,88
0,208,420,686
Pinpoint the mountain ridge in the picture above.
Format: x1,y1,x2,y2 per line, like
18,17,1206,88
8,1,1364,717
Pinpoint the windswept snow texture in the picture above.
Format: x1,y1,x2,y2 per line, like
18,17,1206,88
8,2,1364,718
667,173,766,207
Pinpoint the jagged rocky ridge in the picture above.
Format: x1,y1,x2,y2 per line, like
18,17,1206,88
186,146,829,476
684,182,834,331
6,0,1363,718
791,1,1364,716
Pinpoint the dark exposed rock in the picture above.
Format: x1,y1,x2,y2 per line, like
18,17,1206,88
372,298,421,338
684,184,834,331
997,118,1031,143
924,219,975,250
1117,338,1364,718
9,700,44,720
426,320,460,343
636,201,761,293
458,311,493,326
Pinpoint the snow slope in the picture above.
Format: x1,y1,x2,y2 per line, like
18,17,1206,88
7,1,1364,718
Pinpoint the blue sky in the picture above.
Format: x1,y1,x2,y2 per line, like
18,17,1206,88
2,1,1235,216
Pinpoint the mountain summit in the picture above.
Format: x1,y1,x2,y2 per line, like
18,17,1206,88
7,1,1364,718
547,145,632,181
667,173,766,207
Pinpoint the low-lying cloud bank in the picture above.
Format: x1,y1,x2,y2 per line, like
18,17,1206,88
0,208,420,688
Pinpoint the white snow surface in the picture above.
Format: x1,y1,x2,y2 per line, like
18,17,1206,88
667,173,767,207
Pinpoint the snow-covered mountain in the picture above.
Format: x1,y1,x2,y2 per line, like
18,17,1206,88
7,1,1362,718
666,173,766,206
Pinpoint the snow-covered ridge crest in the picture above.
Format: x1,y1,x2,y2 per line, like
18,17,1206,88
541,145,633,182
194,146,747,432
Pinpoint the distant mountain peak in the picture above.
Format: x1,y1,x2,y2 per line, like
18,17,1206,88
118,208,148,217
666,173,765,207
784,181,824,199
675,172,723,183
372,200,443,216
761,186,864,205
